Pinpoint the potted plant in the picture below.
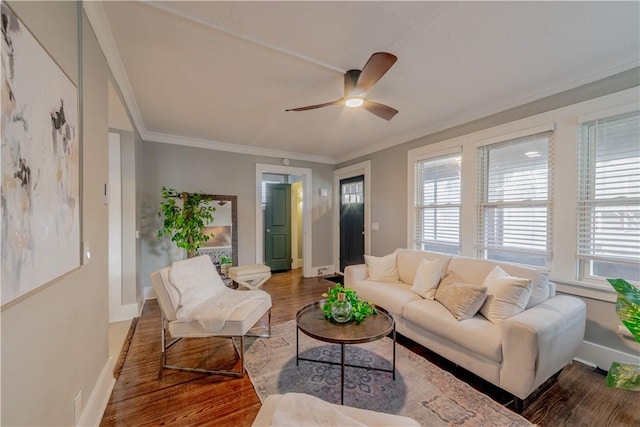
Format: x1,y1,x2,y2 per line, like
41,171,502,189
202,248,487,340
606,278,640,391
219,255,233,275
322,283,377,324
157,186,216,258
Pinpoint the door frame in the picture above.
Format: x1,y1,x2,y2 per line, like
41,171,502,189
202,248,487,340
333,161,371,273
108,132,138,322
256,164,313,277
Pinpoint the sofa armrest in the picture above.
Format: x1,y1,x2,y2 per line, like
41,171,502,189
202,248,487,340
501,295,586,399
344,264,368,287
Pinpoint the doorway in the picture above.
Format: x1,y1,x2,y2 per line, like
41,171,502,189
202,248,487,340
333,161,371,273
255,164,313,277
264,183,292,271
339,176,365,271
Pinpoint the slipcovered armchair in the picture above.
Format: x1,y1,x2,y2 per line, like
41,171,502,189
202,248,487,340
150,255,271,377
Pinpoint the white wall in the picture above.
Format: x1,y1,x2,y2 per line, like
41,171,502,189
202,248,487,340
1,2,111,425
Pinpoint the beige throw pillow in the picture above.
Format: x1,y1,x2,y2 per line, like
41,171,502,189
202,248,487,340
480,266,532,324
435,275,487,321
411,259,441,299
364,252,399,283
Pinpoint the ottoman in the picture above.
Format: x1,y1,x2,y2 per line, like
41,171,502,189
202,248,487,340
228,264,272,290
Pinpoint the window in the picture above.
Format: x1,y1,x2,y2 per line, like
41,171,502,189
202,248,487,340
477,132,553,267
413,152,461,254
341,181,363,204
577,110,640,282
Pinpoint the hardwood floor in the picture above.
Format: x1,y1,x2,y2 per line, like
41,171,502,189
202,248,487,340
101,270,639,426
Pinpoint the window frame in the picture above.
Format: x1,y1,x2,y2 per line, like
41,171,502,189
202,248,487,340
408,147,462,255
476,131,554,268
577,109,640,284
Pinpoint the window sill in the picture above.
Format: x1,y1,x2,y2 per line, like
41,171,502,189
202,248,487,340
553,278,617,303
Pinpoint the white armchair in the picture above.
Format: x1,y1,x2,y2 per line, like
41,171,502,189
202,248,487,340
150,255,271,376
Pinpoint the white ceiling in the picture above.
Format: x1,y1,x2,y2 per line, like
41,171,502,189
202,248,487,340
93,1,639,164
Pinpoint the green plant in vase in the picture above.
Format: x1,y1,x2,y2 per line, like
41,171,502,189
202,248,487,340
219,255,233,275
606,278,640,391
157,187,216,258
322,283,377,323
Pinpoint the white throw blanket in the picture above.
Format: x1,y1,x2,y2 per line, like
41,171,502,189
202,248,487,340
270,393,366,427
169,255,269,332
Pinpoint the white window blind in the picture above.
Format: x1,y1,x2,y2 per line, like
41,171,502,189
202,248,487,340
414,153,461,254
577,110,640,282
477,132,554,267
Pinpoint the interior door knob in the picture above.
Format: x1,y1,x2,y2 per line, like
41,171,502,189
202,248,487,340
266,228,271,233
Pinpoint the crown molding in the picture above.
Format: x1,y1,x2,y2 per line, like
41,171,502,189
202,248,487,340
336,63,640,164
145,131,336,165
83,1,147,135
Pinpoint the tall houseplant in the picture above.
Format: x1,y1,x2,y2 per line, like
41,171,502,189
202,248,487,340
606,278,640,391
157,187,216,258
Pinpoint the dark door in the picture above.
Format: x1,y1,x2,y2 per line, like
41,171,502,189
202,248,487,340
264,183,292,272
340,175,365,272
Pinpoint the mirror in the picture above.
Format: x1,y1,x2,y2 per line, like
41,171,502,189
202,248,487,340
197,194,237,267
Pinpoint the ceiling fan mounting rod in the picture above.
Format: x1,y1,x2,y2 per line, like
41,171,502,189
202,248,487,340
344,69,362,98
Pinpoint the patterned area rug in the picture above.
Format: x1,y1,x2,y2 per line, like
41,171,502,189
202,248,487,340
242,320,532,426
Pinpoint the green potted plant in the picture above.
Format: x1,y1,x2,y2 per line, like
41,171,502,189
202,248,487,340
606,278,640,391
219,255,233,275
157,186,216,258
322,283,377,323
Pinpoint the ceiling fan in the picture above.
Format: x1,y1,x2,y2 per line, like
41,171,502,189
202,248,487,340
286,52,399,121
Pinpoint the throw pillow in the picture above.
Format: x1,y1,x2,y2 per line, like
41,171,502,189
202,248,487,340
435,280,487,321
411,259,441,299
480,266,532,324
364,252,399,283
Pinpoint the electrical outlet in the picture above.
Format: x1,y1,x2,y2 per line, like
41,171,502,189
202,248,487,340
73,390,82,425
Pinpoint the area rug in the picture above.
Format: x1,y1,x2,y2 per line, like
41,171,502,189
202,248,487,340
242,320,532,426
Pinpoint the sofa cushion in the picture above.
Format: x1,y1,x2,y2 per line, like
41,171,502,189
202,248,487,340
403,299,503,363
410,259,441,299
480,266,532,324
435,280,487,321
364,252,399,282
396,249,452,285
447,256,550,308
527,272,551,309
350,280,421,317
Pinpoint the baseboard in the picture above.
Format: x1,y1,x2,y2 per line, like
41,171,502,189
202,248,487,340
109,303,138,323
144,285,156,301
78,356,116,426
313,265,334,277
575,340,640,370
292,258,303,269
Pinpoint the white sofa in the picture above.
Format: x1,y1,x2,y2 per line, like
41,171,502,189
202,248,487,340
344,248,586,409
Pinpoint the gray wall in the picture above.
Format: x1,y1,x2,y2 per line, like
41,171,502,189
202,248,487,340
140,141,334,288
1,2,110,425
336,68,640,362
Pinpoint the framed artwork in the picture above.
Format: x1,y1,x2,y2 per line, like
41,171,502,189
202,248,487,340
1,4,80,305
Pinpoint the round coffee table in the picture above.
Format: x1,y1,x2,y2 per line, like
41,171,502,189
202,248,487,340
295,300,396,405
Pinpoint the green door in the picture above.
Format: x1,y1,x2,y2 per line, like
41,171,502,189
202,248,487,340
264,183,291,272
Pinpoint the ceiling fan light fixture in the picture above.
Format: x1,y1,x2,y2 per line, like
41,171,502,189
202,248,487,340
345,97,364,108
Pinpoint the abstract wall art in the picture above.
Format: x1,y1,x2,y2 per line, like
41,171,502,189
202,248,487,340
1,4,80,305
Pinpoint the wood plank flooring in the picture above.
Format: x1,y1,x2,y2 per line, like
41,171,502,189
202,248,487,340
101,270,639,426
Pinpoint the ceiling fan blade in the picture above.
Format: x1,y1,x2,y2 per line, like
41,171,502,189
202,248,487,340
355,52,397,93
363,100,398,121
286,99,344,112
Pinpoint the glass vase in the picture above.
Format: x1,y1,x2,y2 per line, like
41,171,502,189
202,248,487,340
331,292,352,323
